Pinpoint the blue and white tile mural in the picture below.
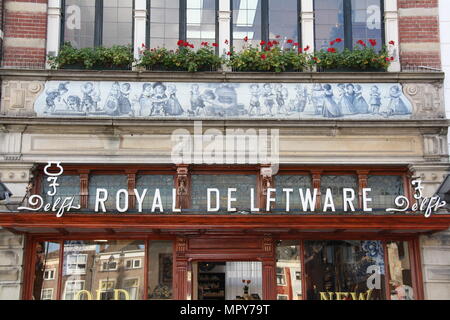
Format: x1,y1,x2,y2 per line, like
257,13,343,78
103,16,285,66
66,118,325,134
34,81,413,119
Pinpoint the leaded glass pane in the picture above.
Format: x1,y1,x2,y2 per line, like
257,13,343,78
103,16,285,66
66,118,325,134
88,175,127,210
275,175,312,211
191,174,257,211
103,0,133,47
314,0,345,51
150,0,179,50
186,0,217,48
268,0,298,45
42,175,80,207
367,175,404,209
135,175,174,210
232,0,262,51
351,0,382,50
320,175,358,210
64,0,96,48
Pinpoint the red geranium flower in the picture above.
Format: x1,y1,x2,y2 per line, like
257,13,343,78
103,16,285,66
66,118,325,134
227,51,232,56
272,40,279,45
225,39,229,44
304,45,310,51
212,43,218,47
177,40,184,46
298,47,303,53
264,46,270,51
369,39,377,46
275,35,281,39
357,40,366,47
385,57,390,61
293,42,299,46
329,40,335,46
260,40,266,46
141,43,146,48
287,39,293,44
327,47,336,53
312,57,318,62
335,38,342,43
244,36,248,42
389,40,395,45
390,56,395,61
261,54,267,60
267,41,273,47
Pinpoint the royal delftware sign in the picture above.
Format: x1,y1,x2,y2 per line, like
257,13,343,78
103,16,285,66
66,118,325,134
34,81,413,119
18,162,445,218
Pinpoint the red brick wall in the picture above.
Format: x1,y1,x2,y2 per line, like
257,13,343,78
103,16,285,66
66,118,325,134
2,0,47,69
398,0,441,69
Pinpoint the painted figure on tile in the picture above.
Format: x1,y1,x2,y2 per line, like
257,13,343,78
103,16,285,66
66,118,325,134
66,95,81,112
369,85,382,114
150,82,169,116
119,83,133,116
379,85,409,117
45,82,69,113
104,82,121,116
202,89,222,117
311,83,324,115
165,85,184,116
339,84,358,115
322,84,342,118
262,83,276,115
190,84,205,115
354,84,369,114
138,83,153,116
215,84,243,116
275,84,288,114
249,84,261,116
81,82,100,113
292,84,307,113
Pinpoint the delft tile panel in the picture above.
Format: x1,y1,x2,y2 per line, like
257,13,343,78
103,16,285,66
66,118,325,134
34,81,413,119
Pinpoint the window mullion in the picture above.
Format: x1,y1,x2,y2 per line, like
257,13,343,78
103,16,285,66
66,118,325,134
343,0,352,49
94,0,103,47
179,0,187,41
261,0,269,43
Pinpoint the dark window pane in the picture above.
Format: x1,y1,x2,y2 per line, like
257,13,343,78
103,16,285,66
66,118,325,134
351,0,382,50
186,0,217,46
102,0,133,47
33,242,60,300
150,0,179,50
232,0,262,51
304,240,386,300
64,0,96,48
367,175,404,210
320,175,358,210
88,175,128,211
314,0,345,51
268,0,298,45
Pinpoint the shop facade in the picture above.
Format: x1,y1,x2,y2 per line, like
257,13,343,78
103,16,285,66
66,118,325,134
1,0,450,300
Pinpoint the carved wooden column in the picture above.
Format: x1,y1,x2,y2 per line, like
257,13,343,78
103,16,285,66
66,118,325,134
126,170,137,209
259,166,274,212
311,170,322,211
174,237,189,300
175,164,190,210
78,169,90,209
357,170,369,209
262,235,276,300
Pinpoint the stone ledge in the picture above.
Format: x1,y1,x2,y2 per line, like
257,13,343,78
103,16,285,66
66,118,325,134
0,69,445,83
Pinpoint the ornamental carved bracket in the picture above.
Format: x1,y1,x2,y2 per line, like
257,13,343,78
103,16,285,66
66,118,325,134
175,164,190,209
403,83,445,119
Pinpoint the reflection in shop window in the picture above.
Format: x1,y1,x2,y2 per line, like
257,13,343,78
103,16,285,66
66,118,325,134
148,241,173,300
88,175,128,210
149,0,180,50
42,175,80,207
232,0,262,51
276,240,302,300
61,240,145,300
387,241,414,300
64,0,96,48
33,241,60,300
320,175,358,210
275,175,312,211
304,240,386,300
268,0,298,45
102,0,133,47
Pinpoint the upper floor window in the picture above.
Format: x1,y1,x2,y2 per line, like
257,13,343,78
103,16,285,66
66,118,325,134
232,0,300,51
314,0,383,51
62,0,133,48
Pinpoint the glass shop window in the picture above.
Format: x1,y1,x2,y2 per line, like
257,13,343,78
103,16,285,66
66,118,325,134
276,240,302,300
268,0,299,45
148,241,174,300
367,175,404,210
191,174,257,212
88,175,128,211
387,241,414,300
63,0,133,48
232,0,262,51
186,0,217,48
149,0,180,50
135,174,175,211
314,0,383,51
275,175,312,212
42,175,81,207
61,240,146,300
320,175,358,211
33,242,60,300
304,240,386,300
